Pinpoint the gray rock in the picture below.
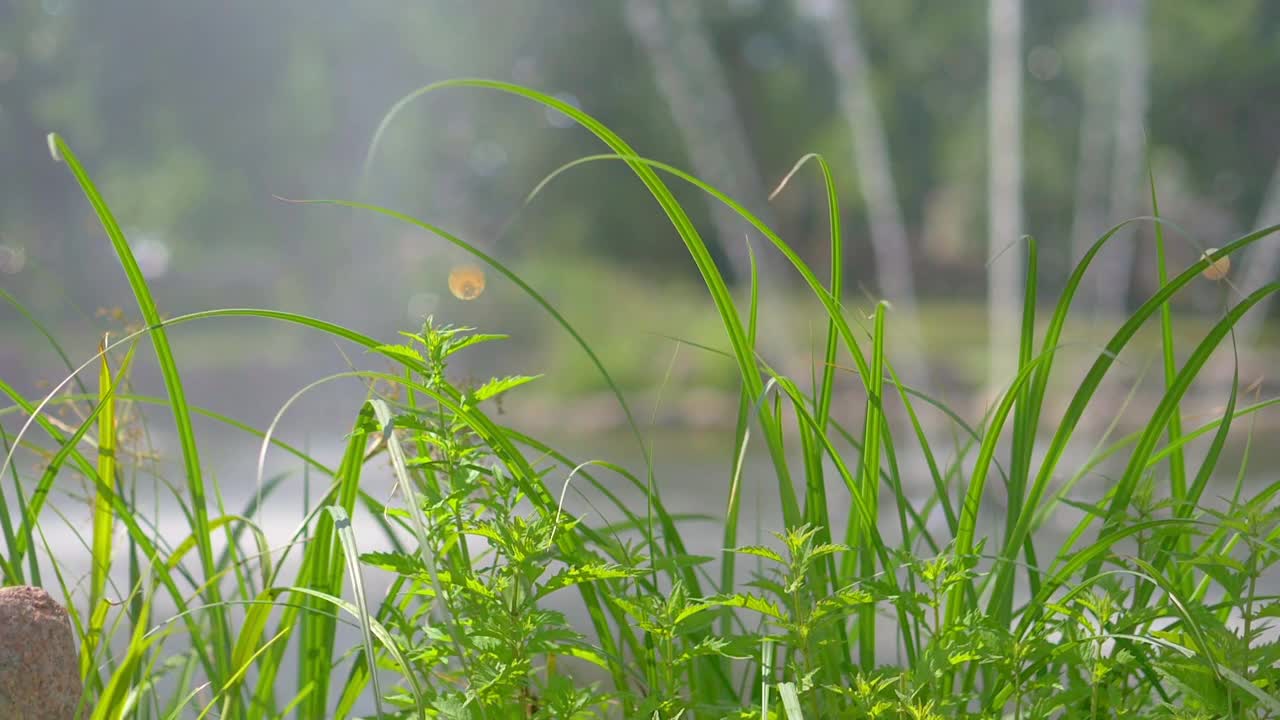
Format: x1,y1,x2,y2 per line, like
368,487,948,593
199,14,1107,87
0,586,83,719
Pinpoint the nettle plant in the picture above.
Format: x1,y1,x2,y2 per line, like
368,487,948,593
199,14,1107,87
357,319,625,718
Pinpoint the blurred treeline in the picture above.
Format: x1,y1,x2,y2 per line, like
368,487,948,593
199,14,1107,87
2,1,1279,330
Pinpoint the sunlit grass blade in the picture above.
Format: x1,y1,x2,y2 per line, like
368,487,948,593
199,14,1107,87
50,134,233,687
83,336,136,698
325,505,384,719
295,403,374,719
1140,338,1241,618
993,221,1280,616
91,598,156,720
1148,161,1190,538
886,362,957,537
720,240,760,634
1002,237,1041,615
1081,283,1278,579
852,301,887,670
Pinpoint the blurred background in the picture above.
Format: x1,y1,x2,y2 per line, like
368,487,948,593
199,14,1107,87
3,0,1280,472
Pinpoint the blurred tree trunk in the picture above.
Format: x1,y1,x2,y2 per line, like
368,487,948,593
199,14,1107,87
1096,0,1148,316
987,0,1024,395
1068,0,1114,270
622,0,778,286
1070,0,1148,318
1236,157,1280,345
797,0,928,385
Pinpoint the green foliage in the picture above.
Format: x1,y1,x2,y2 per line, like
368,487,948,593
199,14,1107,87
4,84,1280,720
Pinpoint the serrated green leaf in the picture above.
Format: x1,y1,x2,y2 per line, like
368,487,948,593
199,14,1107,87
375,343,425,364
732,545,784,564
812,589,874,621
807,543,851,561
538,563,637,598
472,374,540,402
359,551,424,576
706,593,786,621
445,333,508,357
673,601,715,626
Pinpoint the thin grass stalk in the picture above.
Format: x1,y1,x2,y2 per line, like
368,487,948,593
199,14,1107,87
325,505,385,718
332,574,411,717
852,302,887,670
999,237,1040,623
804,154,848,670
720,241,760,636
1147,164,1191,590
825,417,942,561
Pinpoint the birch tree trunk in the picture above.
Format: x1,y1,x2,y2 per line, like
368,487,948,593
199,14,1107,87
623,0,778,285
797,0,928,384
1090,0,1148,317
1068,0,1115,270
988,0,1024,396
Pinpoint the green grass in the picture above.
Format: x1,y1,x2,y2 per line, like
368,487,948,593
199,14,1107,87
2,79,1279,718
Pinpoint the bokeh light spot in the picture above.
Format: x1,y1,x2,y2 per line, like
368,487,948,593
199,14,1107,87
544,93,580,129
129,231,171,279
468,141,508,177
1200,248,1230,281
0,244,26,275
448,264,486,300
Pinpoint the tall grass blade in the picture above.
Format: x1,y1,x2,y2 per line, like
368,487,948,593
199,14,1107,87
50,134,233,687
1082,283,1278,578
325,505,384,718
1148,163,1191,588
83,337,135,697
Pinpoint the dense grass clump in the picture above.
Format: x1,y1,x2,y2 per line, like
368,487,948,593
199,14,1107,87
3,81,1280,718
